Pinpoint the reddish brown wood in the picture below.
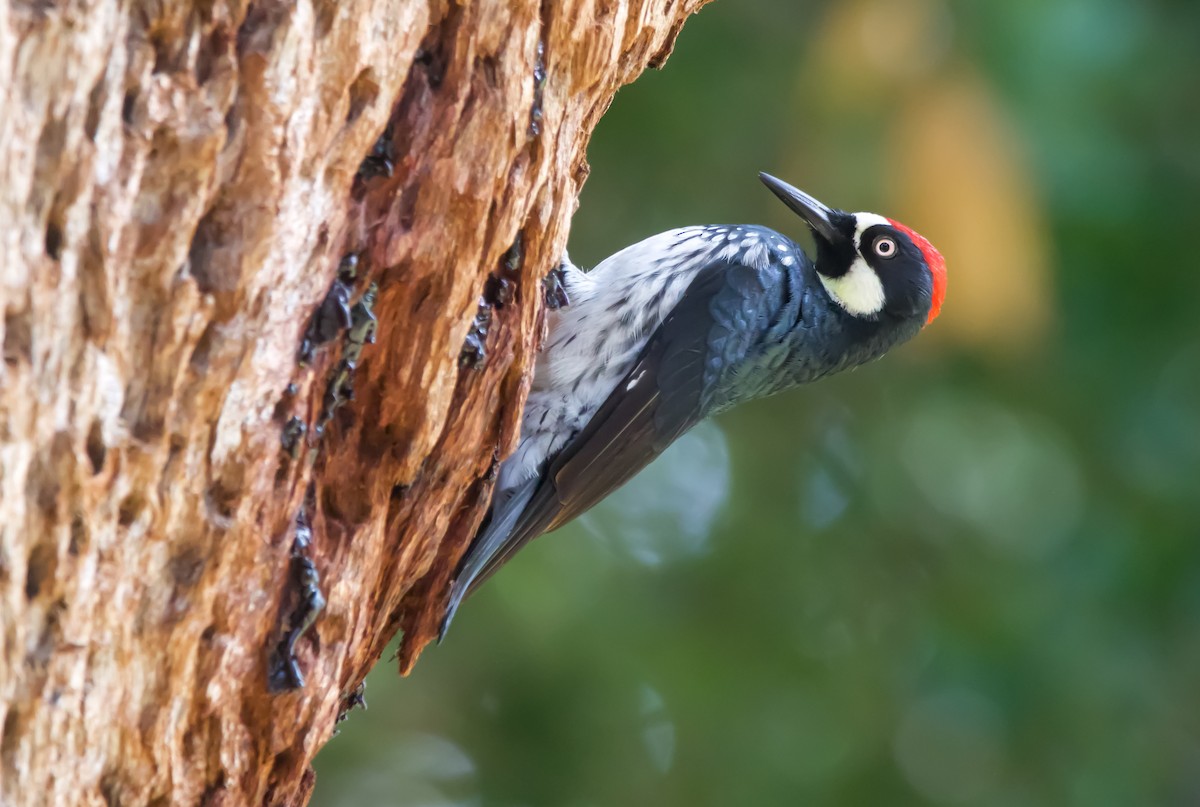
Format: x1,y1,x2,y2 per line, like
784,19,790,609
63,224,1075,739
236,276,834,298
0,0,711,803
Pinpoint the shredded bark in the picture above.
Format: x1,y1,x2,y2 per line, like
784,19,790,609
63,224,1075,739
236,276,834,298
0,0,712,803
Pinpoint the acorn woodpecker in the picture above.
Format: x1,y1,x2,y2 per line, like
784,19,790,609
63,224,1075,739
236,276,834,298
441,173,946,636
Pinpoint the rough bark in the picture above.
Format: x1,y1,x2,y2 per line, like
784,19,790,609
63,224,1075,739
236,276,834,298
0,1,710,803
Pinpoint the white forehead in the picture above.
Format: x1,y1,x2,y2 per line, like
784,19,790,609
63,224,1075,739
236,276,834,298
817,211,892,319
852,212,891,244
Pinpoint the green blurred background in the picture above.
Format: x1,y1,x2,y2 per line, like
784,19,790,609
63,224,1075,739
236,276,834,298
315,0,1200,804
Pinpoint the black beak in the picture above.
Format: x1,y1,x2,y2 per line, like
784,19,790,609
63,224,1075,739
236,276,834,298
759,173,842,245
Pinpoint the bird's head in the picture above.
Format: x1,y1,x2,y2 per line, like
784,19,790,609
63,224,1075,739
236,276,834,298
760,173,946,326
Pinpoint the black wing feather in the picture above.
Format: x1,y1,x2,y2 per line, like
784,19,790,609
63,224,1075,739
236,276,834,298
445,259,789,625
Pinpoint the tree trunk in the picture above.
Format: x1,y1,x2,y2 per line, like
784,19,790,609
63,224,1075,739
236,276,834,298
0,1,709,803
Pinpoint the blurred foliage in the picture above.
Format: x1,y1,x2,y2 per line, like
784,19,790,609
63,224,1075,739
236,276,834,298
314,0,1200,804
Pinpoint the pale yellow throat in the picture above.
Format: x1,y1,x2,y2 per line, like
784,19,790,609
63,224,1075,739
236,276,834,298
818,211,891,318
819,256,885,318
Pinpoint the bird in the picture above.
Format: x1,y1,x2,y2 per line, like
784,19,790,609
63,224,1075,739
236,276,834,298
440,172,946,637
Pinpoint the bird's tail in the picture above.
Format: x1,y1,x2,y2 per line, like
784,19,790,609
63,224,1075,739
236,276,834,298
439,475,540,641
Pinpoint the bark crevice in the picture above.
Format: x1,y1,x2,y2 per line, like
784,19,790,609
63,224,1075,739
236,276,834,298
0,1,713,803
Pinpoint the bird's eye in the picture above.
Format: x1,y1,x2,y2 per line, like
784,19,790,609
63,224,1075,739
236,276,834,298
873,236,897,258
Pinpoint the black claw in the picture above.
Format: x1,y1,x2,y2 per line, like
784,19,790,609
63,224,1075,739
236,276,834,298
543,264,570,311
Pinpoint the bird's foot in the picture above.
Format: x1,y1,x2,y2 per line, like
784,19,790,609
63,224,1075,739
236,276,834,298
543,254,573,311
